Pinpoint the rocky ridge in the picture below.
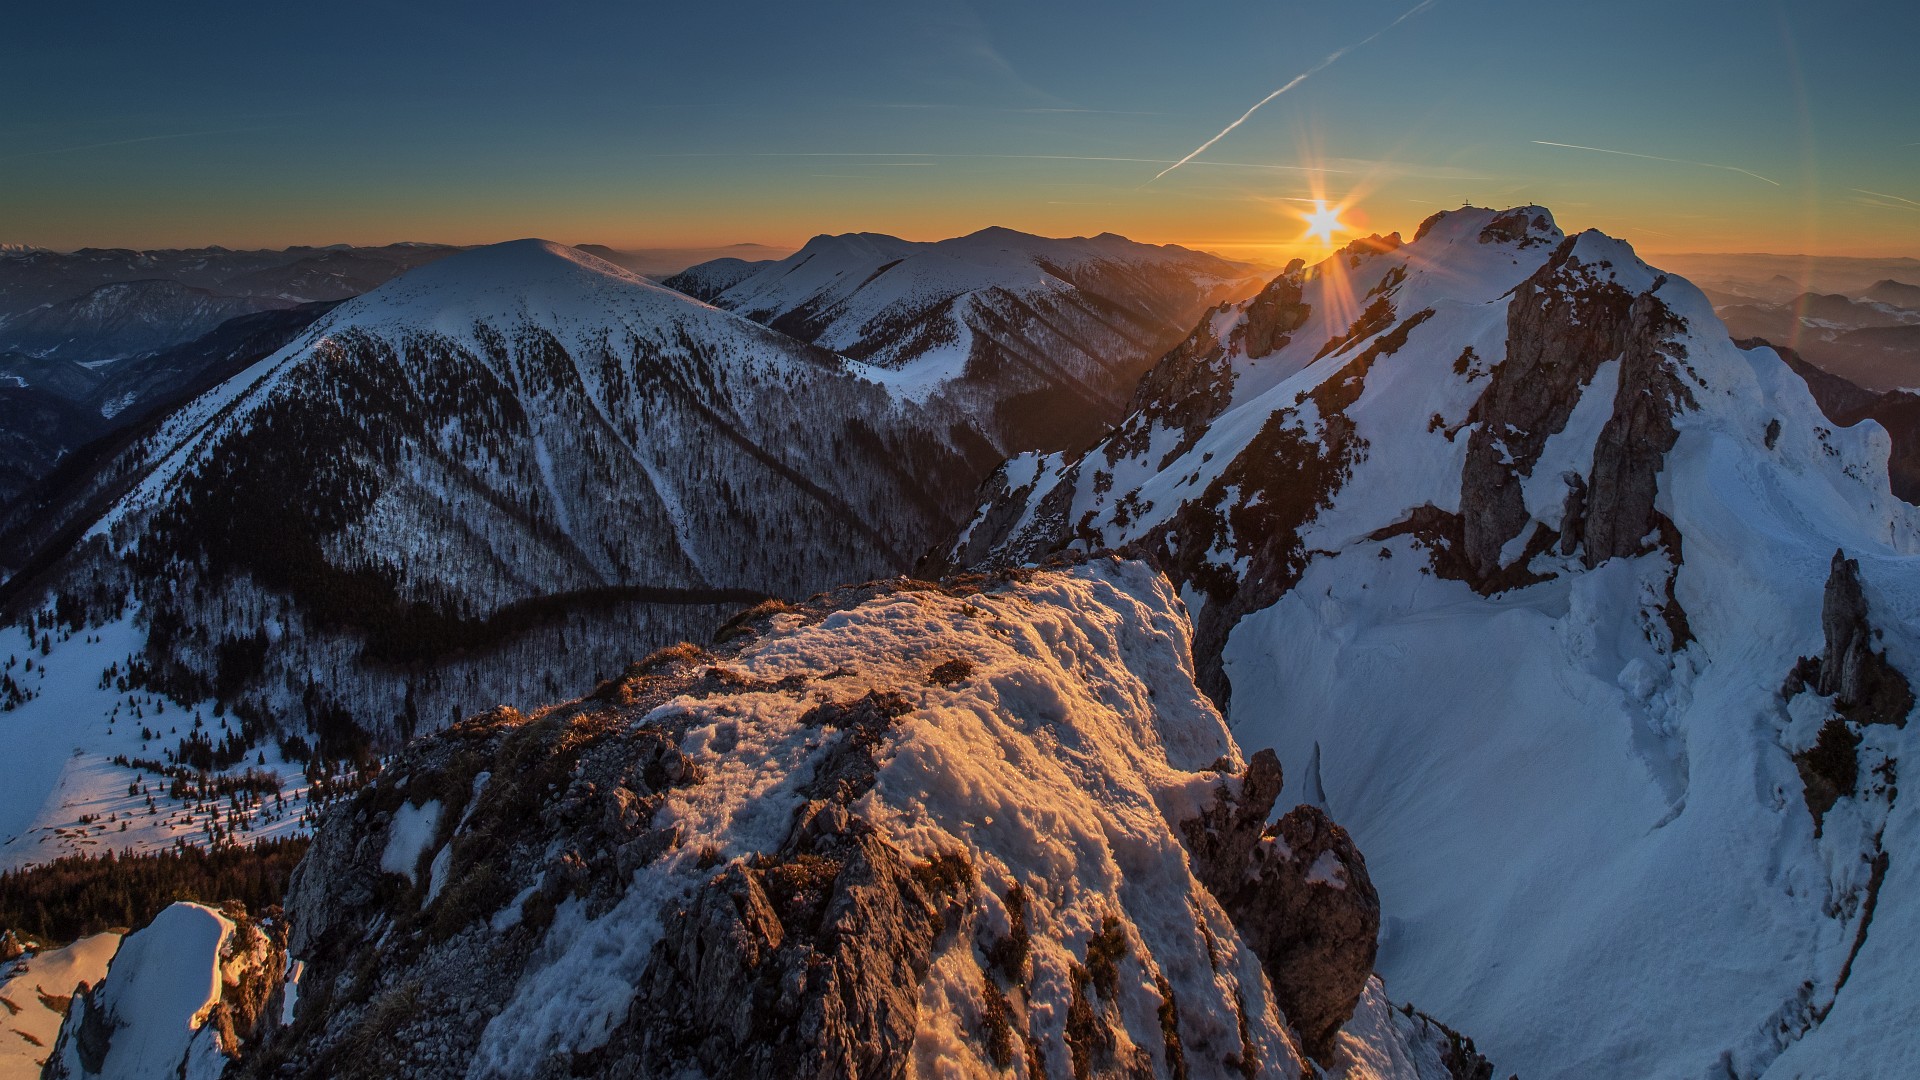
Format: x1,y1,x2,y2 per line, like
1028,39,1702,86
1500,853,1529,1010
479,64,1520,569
938,205,1920,1077
230,559,1483,1079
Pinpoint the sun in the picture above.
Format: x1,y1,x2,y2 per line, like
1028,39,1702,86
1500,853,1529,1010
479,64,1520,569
1300,199,1347,245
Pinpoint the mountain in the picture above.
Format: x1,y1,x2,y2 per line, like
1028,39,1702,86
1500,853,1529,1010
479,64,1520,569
0,384,103,510
0,301,340,575
668,228,1267,452
0,246,453,514
0,278,292,364
945,206,1920,1077
659,255,772,301
0,244,457,368
1703,281,1920,394
1651,253,1920,305
48,559,1488,1079
1861,278,1920,311
1,240,1001,865
0,244,458,316
1747,338,1920,504
570,243,789,281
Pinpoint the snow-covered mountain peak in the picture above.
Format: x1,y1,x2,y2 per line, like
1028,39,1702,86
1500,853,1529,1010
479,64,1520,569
946,203,1920,1077
791,230,924,263
307,237,788,352
40,229,992,772
668,225,1265,442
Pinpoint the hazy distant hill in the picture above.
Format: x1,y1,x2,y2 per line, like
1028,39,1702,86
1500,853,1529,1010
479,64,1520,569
570,242,791,280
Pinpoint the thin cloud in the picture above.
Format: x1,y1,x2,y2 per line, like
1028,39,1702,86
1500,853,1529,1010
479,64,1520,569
1150,0,1437,182
1852,188,1920,209
1531,140,1780,186
1850,192,1920,215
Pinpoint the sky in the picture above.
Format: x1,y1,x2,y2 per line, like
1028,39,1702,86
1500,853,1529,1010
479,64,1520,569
2,0,1916,261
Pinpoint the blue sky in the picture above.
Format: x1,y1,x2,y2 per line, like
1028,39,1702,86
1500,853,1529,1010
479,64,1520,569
3,0,1915,256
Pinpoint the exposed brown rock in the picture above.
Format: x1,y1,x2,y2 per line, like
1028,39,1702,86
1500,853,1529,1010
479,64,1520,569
1240,263,1310,360
1581,290,1695,566
1815,550,1915,726
617,824,946,1079
1460,238,1695,581
1181,751,1381,1064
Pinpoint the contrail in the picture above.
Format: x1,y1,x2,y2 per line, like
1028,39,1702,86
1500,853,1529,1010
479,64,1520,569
1853,188,1920,209
1531,140,1780,186
631,150,1354,173
1150,0,1436,182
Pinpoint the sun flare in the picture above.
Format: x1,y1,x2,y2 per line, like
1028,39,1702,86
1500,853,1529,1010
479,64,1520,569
1300,199,1347,245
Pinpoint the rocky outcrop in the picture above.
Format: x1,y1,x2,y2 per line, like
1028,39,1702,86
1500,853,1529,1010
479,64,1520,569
1239,262,1310,360
611,823,953,1078
1459,238,1695,581
44,901,286,1080
1805,550,1915,727
238,561,1447,1079
1182,751,1382,1063
1476,208,1556,249
1140,305,1433,706
1781,551,1914,833
1580,290,1695,566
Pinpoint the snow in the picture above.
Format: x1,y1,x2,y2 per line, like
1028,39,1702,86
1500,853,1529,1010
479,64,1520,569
470,560,1325,1078
278,960,303,1026
0,932,121,1080
1328,978,1457,1080
1305,849,1348,890
702,225,1258,397
51,903,233,1080
0,611,313,874
957,206,1920,1077
1209,244,1920,1076
89,239,852,546
380,799,443,885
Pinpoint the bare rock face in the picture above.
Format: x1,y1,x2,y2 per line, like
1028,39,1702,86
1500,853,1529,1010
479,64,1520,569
614,823,949,1079
1476,208,1556,248
1580,290,1695,567
1181,750,1382,1064
1814,550,1915,727
1239,262,1310,360
1782,551,1914,833
1460,237,1694,582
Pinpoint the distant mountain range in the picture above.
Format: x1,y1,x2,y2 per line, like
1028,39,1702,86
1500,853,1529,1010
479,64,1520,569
668,228,1265,450
6,213,1920,1079
1,228,1251,781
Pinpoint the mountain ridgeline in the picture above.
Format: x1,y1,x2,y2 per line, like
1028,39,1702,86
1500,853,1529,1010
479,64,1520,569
0,242,458,512
668,227,1266,452
943,206,1920,1076
9,208,1920,1079
43,561,1490,1080
8,230,1252,769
